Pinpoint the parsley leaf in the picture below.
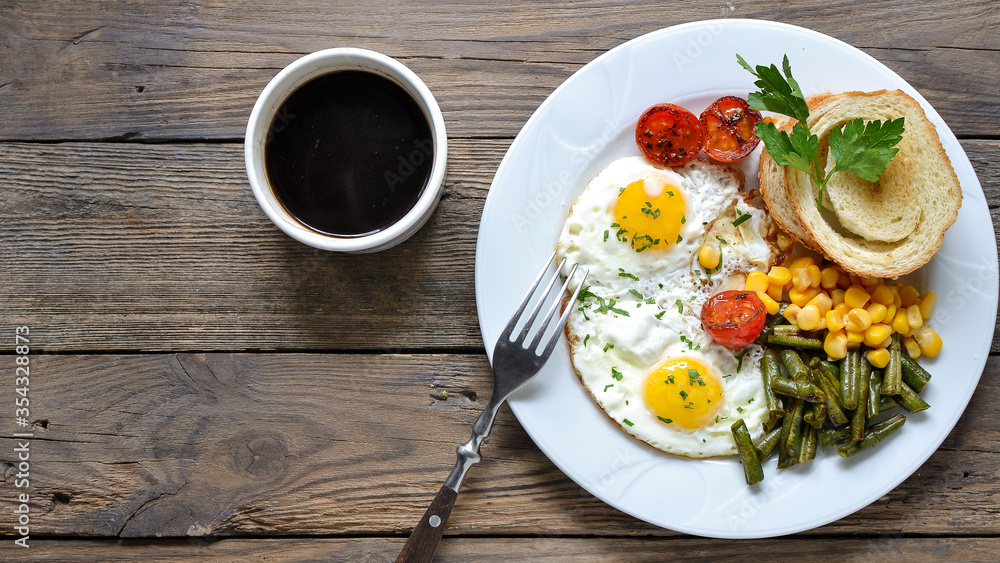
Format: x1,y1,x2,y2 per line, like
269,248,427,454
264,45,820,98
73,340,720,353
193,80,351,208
739,54,904,212
611,367,624,381
657,416,672,424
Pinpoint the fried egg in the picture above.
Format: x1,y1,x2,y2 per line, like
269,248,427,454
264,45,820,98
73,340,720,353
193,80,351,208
557,156,777,457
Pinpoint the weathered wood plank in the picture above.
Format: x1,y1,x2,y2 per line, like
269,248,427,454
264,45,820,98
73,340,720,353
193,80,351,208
17,536,1000,562
0,0,997,140
0,353,997,538
1,140,998,352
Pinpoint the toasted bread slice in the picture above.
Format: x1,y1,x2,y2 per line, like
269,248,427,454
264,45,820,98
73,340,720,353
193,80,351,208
784,90,962,278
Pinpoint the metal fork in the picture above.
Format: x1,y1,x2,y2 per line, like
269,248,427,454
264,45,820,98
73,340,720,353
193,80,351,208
395,252,588,563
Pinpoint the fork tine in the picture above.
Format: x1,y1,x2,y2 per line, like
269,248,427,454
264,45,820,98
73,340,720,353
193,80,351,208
527,263,579,352
499,251,557,341
539,268,589,358
513,256,567,343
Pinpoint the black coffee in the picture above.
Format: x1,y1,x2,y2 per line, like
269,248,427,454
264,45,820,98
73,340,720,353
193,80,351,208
264,70,433,237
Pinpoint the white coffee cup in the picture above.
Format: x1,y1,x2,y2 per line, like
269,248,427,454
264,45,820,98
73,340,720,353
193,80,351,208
245,48,447,253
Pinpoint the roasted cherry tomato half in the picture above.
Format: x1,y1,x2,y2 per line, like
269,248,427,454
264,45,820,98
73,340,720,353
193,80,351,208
635,103,704,167
700,96,762,162
701,289,767,349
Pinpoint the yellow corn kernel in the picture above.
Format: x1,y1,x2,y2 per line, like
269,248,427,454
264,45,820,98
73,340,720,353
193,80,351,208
745,271,769,293
867,347,890,369
806,265,822,288
837,271,852,289
789,286,820,307
893,291,902,308
864,323,892,347
783,303,801,324
830,288,845,308
825,310,846,332
807,292,833,316
902,336,921,359
790,256,815,270
849,273,861,287
866,303,888,324
870,285,895,306
820,267,840,289
845,308,872,332
913,326,942,357
919,291,937,319
796,304,821,331
876,335,893,349
792,267,812,292
767,282,784,303
817,317,827,331
844,285,871,309
885,304,897,324
891,310,910,334
698,245,721,270
899,285,920,308
847,329,865,344
860,275,881,288
758,291,780,315
833,302,851,316
906,305,924,331
824,330,848,360
767,266,791,287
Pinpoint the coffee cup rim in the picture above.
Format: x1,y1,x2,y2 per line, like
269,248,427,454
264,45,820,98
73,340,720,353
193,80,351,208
245,48,447,253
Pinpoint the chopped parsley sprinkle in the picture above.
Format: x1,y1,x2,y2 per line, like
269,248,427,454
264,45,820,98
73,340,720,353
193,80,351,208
737,406,744,413
680,334,701,351
578,306,590,321
623,418,634,427
736,349,748,373
675,299,684,313
618,268,639,281
658,283,664,289
684,403,695,409
604,384,613,392
748,398,755,404
628,288,643,300
603,230,609,242
603,342,614,352
655,310,666,320
641,201,661,219
611,222,620,228
733,210,752,227
577,285,597,302
676,234,683,244
657,416,673,424
611,367,624,381
680,215,686,224
666,190,675,197
666,374,675,384
679,390,689,400
688,369,705,387
583,334,590,347
615,227,628,242
716,235,728,245
645,297,655,305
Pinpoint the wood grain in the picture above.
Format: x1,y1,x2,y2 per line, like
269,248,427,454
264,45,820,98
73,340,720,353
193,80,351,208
1,353,997,538
2,140,998,353
17,537,1000,562
0,1,997,141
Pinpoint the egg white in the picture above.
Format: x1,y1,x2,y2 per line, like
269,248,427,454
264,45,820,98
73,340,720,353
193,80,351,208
557,156,777,457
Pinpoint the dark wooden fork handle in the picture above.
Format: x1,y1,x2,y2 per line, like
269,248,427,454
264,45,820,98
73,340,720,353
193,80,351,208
395,485,459,563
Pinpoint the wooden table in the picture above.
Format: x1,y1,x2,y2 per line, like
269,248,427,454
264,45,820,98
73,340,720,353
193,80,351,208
2,1,998,560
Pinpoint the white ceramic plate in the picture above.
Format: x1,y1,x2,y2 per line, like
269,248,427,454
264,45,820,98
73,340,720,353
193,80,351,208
474,19,998,538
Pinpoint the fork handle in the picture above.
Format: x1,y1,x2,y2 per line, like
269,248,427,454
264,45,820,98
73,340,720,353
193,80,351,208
396,397,502,563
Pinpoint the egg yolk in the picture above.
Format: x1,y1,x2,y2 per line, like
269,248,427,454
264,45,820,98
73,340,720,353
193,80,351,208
613,178,686,251
644,356,723,429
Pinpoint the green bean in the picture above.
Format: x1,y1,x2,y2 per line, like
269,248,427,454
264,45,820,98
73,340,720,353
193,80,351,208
784,398,805,459
816,358,841,380
838,414,906,457
777,398,796,468
767,329,824,351
818,427,851,451
813,368,849,427
731,419,765,485
882,333,903,396
799,425,818,463
900,354,932,393
760,349,785,419
754,425,782,462
896,380,930,413
804,401,827,429
867,367,883,419
851,351,871,442
841,347,861,410
778,347,811,383
877,395,898,414
770,376,826,403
